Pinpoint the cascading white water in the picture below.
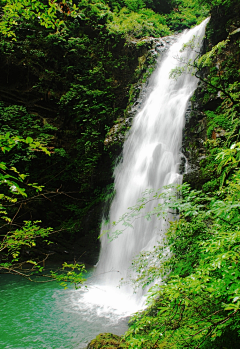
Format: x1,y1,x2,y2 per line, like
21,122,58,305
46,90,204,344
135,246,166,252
80,19,209,318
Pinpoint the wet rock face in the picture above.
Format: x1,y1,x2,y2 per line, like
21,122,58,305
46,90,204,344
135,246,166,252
128,35,178,118
104,35,178,148
104,118,127,146
182,96,208,187
182,2,240,189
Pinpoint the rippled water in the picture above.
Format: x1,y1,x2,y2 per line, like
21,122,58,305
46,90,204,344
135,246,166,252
0,271,129,349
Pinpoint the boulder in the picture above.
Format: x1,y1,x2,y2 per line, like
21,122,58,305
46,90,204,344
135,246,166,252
87,333,124,349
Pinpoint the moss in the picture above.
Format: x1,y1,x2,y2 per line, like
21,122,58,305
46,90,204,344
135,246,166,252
87,333,125,349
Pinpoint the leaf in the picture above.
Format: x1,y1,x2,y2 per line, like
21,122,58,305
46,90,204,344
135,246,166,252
25,136,33,144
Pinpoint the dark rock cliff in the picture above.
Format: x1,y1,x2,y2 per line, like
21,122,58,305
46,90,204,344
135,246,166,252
183,0,240,189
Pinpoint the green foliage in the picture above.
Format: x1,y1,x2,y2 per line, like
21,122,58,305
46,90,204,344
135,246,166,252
0,103,55,165
88,333,124,349
107,7,170,38
167,0,209,31
216,143,240,187
0,133,86,287
205,110,231,139
0,134,50,270
0,220,53,260
106,0,174,14
0,0,79,39
122,0,145,12
198,38,240,188
130,182,239,348
195,0,234,7
50,262,86,289
106,0,209,37
105,169,240,348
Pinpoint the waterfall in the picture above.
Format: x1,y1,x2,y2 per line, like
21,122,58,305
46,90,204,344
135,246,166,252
82,19,209,316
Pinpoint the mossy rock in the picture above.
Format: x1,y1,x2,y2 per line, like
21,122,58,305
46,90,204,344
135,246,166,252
87,333,125,349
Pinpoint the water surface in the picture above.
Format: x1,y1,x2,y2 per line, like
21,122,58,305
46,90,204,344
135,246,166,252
0,271,129,349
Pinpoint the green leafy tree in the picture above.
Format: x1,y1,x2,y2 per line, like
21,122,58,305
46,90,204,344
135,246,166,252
0,0,79,38
0,133,86,288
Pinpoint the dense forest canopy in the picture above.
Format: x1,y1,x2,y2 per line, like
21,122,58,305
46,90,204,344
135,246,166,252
1,0,240,347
